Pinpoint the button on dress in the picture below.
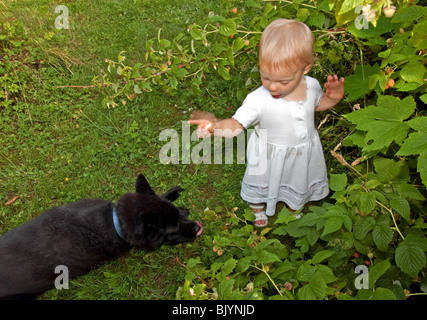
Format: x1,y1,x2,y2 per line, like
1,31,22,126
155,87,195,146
232,76,330,216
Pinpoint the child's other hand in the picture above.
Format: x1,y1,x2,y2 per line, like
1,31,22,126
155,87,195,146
324,74,345,103
188,110,217,138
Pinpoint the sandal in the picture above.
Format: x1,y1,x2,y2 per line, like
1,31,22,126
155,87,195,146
253,211,268,227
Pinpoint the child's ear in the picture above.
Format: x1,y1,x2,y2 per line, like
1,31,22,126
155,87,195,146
303,64,313,74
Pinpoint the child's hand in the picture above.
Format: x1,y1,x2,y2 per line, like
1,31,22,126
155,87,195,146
188,119,214,138
324,74,345,103
188,110,217,138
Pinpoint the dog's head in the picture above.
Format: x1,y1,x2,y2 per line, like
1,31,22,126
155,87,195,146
115,174,203,250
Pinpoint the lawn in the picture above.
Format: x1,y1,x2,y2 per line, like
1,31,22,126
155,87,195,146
0,0,244,299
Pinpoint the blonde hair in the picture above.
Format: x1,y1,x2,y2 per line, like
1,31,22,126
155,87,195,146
259,19,314,72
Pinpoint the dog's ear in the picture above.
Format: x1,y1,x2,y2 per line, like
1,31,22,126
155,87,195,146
129,210,164,250
161,186,183,202
135,174,155,195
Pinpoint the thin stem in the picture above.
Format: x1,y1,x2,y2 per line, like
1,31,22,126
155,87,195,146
376,201,405,240
251,264,283,296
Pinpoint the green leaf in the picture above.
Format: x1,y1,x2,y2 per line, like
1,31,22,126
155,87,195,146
219,19,237,37
217,278,235,299
372,157,409,184
405,234,427,252
245,0,261,9
296,8,310,22
372,288,397,300
395,241,426,278
158,38,171,49
217,65,231,80
406,116,427,133
337,0,364,15
116,66,123,75
297,264,315,282
221,258,237,276
186,258,201,269
391,5,424,24
135,81,151,93
369,259,391,288
189,26,203,40
345,96,416,152
232,37,246,51
370,72,388,92
358,192,376,215
169,76,178,89
133,84,142,94
312,250,335,264
347,15,393,40
397,183,425,201
314,264,338,283
236,256,252,273
251,240,281,264
329,173,347,191
334,0,365,25
373,224,393,252
344,64,380,101
175,68,188,79
262,2,275,17
257,250,281,264
342,214,353,232
297,278,327,300
354,216,376,240
415,152,427,188
366,180,382,190
299,211,325,227
400,61,426,84
397,117,427,187
390,197,410,221
321,216,343,237
308,12,325,28
306,228,320,246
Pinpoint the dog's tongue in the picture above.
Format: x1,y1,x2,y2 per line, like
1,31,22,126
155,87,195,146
195,221,203,237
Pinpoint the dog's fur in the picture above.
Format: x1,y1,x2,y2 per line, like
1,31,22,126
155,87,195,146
0,174,202,299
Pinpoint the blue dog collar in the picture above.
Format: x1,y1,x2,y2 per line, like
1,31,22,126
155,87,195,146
113,207,125,240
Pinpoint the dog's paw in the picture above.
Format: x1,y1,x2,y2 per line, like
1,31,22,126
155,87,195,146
161,186,183,202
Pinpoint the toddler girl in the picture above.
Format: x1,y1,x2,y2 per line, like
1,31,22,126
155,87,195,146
189,19,344,227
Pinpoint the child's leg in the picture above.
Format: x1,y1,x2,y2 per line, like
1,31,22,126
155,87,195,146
249,203,268,227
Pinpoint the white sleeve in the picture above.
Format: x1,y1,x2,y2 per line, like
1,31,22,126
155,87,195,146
232,93,261,129
312,77,324,108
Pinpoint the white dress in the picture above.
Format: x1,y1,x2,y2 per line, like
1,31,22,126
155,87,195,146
232,76,330,216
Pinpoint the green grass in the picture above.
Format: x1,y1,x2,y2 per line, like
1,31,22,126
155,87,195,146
0,0,246,299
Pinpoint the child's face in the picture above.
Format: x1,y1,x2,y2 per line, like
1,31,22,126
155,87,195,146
260,64,311,99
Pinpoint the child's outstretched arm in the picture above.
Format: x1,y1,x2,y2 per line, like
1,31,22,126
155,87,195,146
315,74,345,112
188,110,244,138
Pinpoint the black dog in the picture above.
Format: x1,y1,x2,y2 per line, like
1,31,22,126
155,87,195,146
0,174,203,299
